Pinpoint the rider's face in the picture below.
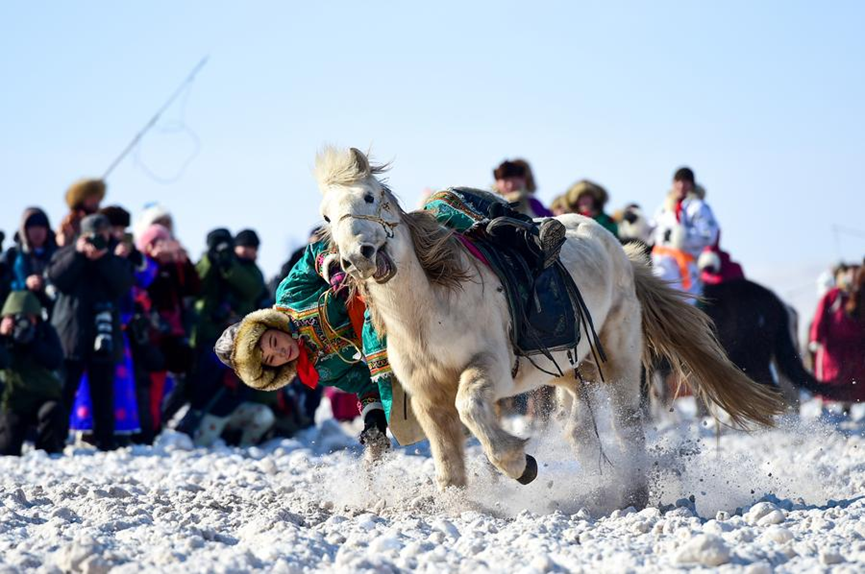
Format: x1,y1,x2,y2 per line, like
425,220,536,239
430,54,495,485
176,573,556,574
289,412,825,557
259,329,299,368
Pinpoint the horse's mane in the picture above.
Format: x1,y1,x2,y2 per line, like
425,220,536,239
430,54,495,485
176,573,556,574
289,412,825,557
397,206,471,290
314,146,390,191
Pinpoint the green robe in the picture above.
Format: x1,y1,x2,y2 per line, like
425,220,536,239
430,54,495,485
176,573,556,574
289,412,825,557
274,241,392,416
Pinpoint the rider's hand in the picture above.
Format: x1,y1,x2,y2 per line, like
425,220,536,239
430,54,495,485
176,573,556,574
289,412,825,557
359,408,389,445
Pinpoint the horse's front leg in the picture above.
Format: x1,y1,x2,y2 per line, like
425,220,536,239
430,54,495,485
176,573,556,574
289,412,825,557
456,353,537,484
411,397,466,490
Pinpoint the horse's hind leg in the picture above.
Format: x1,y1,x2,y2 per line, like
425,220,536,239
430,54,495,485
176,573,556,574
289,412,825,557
602,305,650,509
553,373,603,469
456,353,533,483
412,398,466,490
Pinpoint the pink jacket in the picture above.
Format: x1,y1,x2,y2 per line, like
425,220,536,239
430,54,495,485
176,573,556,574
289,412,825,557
809,288,865,402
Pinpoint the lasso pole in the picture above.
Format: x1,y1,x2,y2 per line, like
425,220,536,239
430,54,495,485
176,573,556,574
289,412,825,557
101,56,209,180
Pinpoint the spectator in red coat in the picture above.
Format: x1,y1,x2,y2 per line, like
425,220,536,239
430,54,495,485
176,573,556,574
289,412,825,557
809,262,865,405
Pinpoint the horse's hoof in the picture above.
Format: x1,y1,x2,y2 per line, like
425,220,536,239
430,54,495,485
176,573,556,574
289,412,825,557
517,454,538,485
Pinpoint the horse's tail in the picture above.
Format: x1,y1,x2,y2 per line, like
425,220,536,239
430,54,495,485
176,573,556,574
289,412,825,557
770,298,820,391
623,244,784,428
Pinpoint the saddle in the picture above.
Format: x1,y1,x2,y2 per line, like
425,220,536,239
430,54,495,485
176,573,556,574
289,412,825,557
426,187,592,367
467,234,580,359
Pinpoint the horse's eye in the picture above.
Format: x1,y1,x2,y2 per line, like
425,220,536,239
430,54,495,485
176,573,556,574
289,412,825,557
364,193,374,204
323,215,331,223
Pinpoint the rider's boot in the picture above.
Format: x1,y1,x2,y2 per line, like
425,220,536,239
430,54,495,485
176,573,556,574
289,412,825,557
486,210,566,271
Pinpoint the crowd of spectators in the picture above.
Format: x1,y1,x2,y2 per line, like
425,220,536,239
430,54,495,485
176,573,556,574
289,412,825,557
0,161,861,456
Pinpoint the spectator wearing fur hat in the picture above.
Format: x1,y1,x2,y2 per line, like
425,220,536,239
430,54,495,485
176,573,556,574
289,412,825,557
563,180,619,237
56,178,106,248
2,207,58,315
650,167,719,299
492,159,552,218
47,213,135,450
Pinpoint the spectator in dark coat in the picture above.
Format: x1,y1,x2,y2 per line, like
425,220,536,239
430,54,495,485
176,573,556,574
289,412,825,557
0,231,10,308
0,291,66,455
47,213,135,450
1,208,58,315
177,228,266,438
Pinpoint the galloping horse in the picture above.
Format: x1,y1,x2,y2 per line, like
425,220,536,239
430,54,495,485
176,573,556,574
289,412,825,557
317,147,783,505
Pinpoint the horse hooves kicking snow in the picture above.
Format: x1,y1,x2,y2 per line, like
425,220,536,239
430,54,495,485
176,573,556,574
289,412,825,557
517,454,538,485
317,146,785,496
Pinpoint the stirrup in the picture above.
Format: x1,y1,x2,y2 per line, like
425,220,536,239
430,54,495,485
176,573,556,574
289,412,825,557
538,218,566,269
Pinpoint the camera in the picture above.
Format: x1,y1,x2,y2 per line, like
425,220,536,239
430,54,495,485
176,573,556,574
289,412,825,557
10,314,36,345
93,302,114,355
85,233,108,250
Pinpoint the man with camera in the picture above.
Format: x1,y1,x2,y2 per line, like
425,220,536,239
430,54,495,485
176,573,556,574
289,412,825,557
0,291,66,456
47,213,135,451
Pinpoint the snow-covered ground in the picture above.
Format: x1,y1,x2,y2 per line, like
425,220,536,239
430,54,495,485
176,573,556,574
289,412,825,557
1,399,864,573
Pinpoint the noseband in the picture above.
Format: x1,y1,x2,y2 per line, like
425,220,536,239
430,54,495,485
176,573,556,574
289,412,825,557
337,187,400,239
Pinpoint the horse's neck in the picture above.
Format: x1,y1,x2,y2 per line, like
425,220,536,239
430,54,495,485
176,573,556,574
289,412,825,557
367,237,442,335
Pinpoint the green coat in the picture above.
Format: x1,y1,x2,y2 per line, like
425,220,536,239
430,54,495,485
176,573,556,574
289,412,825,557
193,255,266,346
275,241,393,416
0,324,63,414
594,212,619,238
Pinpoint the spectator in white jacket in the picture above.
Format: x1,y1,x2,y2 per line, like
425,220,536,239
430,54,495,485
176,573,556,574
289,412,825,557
650,167,719,300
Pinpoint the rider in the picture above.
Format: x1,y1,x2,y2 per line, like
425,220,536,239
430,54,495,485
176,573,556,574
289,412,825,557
214,231,411,454
650,167,719,299
215,187,566,450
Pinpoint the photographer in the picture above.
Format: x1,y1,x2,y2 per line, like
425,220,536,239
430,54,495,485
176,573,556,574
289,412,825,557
0,291,65,456
180,228,265,435
47,214,135,451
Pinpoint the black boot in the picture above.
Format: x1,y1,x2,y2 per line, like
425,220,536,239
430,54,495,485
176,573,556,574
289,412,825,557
537,218,566,269
486,216,566,270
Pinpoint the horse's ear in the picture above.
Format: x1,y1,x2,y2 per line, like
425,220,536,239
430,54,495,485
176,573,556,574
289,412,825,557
350,148,371,177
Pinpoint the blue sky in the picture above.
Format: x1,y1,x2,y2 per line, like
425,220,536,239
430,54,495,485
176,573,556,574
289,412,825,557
2,1,863,290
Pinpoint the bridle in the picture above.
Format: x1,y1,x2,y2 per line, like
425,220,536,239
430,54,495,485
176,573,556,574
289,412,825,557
336,186,400,239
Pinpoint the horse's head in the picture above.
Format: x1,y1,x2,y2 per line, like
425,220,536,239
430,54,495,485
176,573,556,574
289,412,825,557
316,147,402,284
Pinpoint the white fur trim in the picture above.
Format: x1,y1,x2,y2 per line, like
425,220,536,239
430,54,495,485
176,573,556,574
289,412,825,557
361,402,384,418
697,250,721,272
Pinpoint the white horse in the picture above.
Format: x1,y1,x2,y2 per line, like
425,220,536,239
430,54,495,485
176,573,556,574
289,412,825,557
317,147,783,505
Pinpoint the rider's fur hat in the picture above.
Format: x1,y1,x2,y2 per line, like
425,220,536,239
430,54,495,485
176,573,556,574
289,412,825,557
65,178,106,210
217,308,298,391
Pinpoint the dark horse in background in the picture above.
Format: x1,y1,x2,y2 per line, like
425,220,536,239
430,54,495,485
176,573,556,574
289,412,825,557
700,279,820,406
645,278,836,417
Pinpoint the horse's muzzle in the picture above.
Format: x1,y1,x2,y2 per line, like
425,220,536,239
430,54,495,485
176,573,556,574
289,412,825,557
342,244,379,279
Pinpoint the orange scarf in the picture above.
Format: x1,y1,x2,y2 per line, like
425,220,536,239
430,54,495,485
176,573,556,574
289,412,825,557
652,245,695,291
